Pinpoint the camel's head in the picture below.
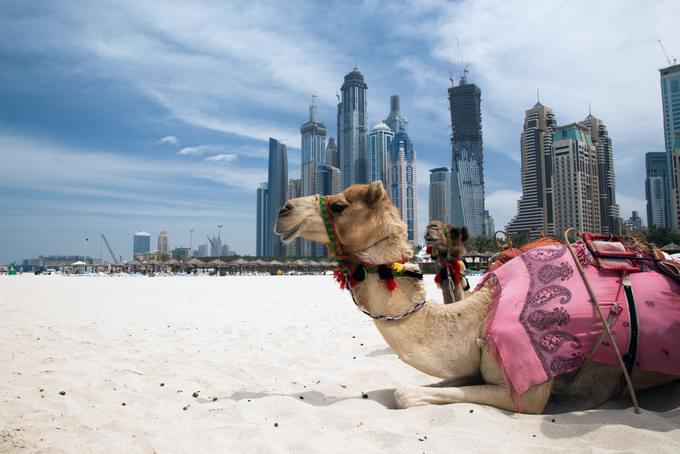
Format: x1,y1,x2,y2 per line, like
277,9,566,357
424,220,449,257
275,181,410,259
447,225,469,259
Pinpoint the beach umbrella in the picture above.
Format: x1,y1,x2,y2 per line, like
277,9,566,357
187,258,205,267
208,259,227,267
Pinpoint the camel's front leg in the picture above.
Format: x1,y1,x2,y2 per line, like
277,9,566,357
394,382,551,414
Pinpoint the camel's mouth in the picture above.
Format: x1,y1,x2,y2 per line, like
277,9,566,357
275,221,305,244
424,235,440,246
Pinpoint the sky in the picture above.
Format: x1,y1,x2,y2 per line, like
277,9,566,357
1,0,680,263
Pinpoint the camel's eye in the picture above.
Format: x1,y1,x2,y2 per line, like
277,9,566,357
330,202,348,214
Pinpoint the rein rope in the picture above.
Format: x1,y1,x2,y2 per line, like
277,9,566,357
320,195,427,322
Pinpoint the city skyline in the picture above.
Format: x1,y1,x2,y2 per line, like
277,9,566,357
1,1,679,262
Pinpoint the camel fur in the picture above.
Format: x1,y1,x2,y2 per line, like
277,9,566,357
275,181,679,414
424,220,468,303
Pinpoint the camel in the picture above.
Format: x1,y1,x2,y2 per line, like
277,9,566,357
275,181,680,413
424,220,468,303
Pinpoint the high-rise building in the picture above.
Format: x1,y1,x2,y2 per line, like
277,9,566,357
256,182,269,257
388,131,417,242
580,113,620,234
629,211,643,231
338,68,369,188
157,231,169,255
286,178,304,257
300,98,327,196
133,231,150,259
368,122,394,184
646,152,670,229
428,167,450,223
507,102,558,237
660,63,680,229
482,210,495,237
267,137,288,257
448,70,485,236
384,95,408,134
197,243,209,258
326,137,338,169
551,123,601,235
315,164,342,196
314,164,342,257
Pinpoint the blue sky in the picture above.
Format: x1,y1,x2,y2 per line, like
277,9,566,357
1,0,679,262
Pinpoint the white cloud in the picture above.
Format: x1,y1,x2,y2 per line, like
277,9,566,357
205,153,237,162
485,189,523,232
157,135,178,145
178,145,214,156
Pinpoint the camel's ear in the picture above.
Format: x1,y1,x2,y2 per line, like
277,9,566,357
461,226,469,242
366,180,386,206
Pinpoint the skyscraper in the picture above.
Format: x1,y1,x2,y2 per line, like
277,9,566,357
448,70,485,236
580,113,620,234
286,178,304,257
314,164,342,257
157,231,169,255
338,68,369,188
482,210,495,237
507,102,557,237
256,182,269,256
267,137,288,257
388,131,417,242
384,95,408,134
300,98,327,196
645,152,669,229
660,63,680,229
326,137,338,169
551,123,601,235
429,167,450,223
368,122,394,184
133,231,151,259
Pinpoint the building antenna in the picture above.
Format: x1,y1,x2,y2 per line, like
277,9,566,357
336,91,340,103
449,71,455,88
588,101,592,116
536,88,540,104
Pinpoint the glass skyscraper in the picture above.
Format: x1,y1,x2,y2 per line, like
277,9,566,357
133,231,150,259
660,63,680,229
645,152,669,229
300,100,327,196
256,182,268,256
388,131,417,242
448,71,485,236
338,68,369,188
368,122,394,184
429,167,450,223
267,137,288,257
384,95,408,134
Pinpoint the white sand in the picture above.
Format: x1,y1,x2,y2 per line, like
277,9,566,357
1,274,679,453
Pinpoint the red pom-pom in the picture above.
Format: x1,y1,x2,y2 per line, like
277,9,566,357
385,278,397,291
434,272,442,286
426,246,432,255
333,269,348,290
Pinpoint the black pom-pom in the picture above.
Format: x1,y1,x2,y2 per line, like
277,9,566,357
352,265,366,282
377,264,394,280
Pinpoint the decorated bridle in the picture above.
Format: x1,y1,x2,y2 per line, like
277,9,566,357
319,195,427,321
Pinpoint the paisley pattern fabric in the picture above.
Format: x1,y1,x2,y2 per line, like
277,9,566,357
486,242,680,397
486,244,630,396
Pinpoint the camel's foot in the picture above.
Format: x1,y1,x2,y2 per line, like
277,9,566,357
394,387,430,409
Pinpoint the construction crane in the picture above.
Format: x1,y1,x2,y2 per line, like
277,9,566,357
658,40,676,66
101,234,120,264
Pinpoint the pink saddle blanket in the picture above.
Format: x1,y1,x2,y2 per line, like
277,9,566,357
484,244,680,396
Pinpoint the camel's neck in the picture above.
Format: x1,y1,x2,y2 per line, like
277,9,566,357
350,273,494,379
352,234,412,264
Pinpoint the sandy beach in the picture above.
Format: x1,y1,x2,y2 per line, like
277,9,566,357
1,274,679,453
